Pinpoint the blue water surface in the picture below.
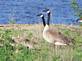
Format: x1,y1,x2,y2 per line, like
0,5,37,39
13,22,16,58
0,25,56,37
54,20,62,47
0,0,82,24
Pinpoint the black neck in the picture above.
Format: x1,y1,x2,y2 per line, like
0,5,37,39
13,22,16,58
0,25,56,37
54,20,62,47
42,16,46,26
47,12,50,25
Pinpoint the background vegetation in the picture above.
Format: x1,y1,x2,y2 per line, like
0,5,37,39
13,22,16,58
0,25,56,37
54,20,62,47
71,0,82,18
0,24,82,61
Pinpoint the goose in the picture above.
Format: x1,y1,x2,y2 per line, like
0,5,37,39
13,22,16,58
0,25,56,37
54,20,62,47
38,9,73,46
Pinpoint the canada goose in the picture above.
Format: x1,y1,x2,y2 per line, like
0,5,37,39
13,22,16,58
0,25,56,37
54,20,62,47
38,9,73,46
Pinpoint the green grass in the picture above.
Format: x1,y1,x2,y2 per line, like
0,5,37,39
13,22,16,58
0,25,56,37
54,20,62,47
0,25,82,61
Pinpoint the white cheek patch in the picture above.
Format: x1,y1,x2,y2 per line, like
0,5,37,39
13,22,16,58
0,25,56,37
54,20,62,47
47,11,50,13
40,15,43,17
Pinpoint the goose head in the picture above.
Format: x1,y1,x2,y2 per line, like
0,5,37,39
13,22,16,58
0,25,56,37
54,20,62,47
43,8,51,25
37,13,46,27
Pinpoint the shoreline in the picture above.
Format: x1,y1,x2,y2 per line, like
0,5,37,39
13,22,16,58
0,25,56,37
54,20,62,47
0,24,81,31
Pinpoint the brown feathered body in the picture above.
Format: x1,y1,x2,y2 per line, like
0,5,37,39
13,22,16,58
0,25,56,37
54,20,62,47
43,25,72,45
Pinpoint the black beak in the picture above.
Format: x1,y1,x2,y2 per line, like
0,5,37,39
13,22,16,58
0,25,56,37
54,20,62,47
42,8,50,12
37,13,43,16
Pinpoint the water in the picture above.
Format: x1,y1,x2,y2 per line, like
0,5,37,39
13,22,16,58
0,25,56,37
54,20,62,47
0,0,82,24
